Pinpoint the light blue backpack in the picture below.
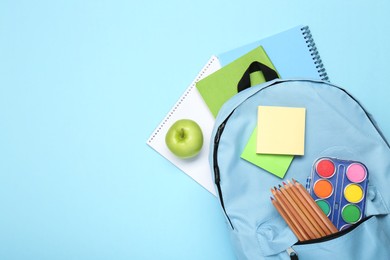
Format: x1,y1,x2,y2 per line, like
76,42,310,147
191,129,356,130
210,79,390,259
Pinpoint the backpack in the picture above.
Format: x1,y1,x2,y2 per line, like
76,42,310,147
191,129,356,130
210,78,390,259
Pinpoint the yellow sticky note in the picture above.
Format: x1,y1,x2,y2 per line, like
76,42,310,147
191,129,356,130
257,106,306,155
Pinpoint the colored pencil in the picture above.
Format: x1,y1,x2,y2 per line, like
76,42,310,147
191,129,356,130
280,184,326,238
270,179,339,242
276,186,318,239
292,179,338,234
271,188,311,240
283,181,329,236
270,197,305,241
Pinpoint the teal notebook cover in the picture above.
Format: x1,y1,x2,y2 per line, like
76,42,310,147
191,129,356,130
218,25,328,80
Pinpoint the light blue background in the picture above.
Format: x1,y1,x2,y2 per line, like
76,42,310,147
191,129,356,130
1,1,390,259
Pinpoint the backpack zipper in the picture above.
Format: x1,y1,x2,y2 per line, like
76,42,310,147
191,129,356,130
294,215,372,245
213,118,234,229
286,216,372,260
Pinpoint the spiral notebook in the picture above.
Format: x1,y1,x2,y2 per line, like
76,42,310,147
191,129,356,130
147,25,328,196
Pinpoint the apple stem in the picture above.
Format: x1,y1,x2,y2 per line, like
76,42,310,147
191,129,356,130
180,128,185,139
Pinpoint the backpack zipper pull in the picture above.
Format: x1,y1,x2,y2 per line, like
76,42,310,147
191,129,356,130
286,247,298,260
214,122,226,144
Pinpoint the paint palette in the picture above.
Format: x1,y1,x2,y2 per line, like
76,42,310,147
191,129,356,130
307,157,369,231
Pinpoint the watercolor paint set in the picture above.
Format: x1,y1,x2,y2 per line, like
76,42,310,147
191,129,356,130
307,157,369,231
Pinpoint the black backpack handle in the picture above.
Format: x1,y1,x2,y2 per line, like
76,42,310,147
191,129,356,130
237,61,279,92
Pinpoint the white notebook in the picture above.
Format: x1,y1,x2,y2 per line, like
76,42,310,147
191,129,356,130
147,56,221,196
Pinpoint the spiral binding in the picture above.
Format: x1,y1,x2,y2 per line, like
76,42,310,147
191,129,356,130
301,26,329,81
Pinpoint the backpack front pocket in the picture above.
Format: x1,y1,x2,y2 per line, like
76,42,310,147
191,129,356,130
256,184,390,259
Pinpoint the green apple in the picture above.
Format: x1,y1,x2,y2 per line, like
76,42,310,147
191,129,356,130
165,119,203,159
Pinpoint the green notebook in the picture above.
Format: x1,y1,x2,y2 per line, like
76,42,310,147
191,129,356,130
196,46,278,118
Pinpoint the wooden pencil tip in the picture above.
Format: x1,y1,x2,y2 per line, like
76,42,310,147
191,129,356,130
278,184,282,188
273,186,278,190
270,196,274,201
292,178,298,183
